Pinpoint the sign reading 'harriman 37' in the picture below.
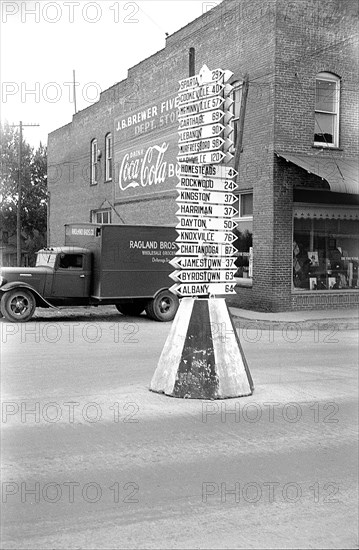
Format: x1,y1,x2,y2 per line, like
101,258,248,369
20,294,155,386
170,64,239,298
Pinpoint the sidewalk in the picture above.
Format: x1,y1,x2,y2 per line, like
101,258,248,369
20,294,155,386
229,305,359,330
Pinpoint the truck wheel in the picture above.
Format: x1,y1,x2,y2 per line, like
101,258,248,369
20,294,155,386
115,301,146,316
145,290,179,322
1,289,36,322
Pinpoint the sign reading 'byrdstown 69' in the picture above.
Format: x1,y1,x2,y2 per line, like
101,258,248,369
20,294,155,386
170,65,239,297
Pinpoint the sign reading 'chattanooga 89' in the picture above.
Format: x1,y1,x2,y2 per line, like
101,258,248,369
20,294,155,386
114,96,179,196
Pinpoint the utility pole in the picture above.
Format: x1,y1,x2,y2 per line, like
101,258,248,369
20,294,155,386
73,70,77,114
11,121,40,266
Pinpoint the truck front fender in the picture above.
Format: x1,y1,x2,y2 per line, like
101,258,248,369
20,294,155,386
0,282,58,309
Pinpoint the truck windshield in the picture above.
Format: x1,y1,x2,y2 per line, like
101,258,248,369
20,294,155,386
36,252,56,268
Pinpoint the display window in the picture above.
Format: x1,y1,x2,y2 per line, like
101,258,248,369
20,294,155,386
293,213,359,291
234,194,253,283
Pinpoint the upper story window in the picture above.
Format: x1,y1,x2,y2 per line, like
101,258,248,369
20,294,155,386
239,192,253,218
105,133,112,181
314,72,340,148
90,139,98,185
92,209,111,224
230,81,243,147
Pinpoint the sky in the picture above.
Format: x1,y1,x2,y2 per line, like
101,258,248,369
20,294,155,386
1,0,221,148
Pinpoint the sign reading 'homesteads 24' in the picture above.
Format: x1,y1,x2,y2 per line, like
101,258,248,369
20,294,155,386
171,64,239,297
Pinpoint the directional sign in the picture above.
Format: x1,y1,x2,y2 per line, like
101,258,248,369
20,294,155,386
176,229,237,244
178,66,233,91
177,189,237,205
178,110,226,130
170,256,237,270
170,282,237,296
177,176,238,192
177,82,227,106
176,203,237,218
170,269,237,283
176,217,238,231
176,243,237,256
178,150,234,165
178,137,224,156
178,164,238,179
178,96,225,117
178,123,225,143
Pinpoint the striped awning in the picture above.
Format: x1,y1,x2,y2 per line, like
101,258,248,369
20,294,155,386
276,152,359,195
294,204,359,220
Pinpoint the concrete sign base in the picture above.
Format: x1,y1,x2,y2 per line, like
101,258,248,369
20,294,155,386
150,297,254,399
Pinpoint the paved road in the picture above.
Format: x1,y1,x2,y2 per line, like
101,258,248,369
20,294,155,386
1,312,358,549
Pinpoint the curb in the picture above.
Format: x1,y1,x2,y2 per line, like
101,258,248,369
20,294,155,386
230,313,359,331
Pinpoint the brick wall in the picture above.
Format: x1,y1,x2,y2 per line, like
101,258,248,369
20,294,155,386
47,0,358,311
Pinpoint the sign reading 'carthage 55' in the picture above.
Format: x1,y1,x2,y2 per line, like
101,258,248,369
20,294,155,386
170,65,239,297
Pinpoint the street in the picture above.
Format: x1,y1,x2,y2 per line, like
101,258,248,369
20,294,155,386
1,310,358,549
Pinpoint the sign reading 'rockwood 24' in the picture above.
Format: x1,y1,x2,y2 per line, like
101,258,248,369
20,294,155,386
171,64,239,297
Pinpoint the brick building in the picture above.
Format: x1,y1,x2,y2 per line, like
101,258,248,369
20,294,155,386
48,0,359,311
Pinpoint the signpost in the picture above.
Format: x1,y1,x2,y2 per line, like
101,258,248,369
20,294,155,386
150,64,254,400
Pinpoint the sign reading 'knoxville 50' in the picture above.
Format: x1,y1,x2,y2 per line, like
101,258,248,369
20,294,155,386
114,95,179,195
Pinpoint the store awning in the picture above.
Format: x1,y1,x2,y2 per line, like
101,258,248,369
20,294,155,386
276,152,359,195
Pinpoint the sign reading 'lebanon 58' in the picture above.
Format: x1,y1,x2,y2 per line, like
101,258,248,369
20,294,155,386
171,64,240,298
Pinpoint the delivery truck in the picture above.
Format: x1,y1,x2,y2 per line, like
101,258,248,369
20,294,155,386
0,224,179,322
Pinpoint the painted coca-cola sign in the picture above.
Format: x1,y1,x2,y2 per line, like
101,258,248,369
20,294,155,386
114,95,178,197
117,141,178,193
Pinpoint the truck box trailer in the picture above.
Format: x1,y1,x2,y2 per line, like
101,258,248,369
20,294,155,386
0,224,179,322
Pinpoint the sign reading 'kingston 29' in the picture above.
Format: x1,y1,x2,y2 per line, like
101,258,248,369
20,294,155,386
171,64,239,298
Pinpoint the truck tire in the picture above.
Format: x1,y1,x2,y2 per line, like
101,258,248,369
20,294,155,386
1,289,36,322
115,301,146,316
145,290,179,322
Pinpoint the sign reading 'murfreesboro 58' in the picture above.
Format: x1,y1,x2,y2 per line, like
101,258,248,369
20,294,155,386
170,65,239,297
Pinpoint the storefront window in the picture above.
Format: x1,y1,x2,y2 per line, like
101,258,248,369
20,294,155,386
234,194,253,281
293,215,359,291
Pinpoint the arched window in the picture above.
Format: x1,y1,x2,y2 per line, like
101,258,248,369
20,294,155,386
90,138,98,185
314,72,340,147
105,133,112,181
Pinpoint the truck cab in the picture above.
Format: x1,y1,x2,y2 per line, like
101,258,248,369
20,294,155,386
36,247,92,301
0,247,93,321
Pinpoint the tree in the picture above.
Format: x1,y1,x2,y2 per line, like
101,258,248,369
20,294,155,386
0,122,47,265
